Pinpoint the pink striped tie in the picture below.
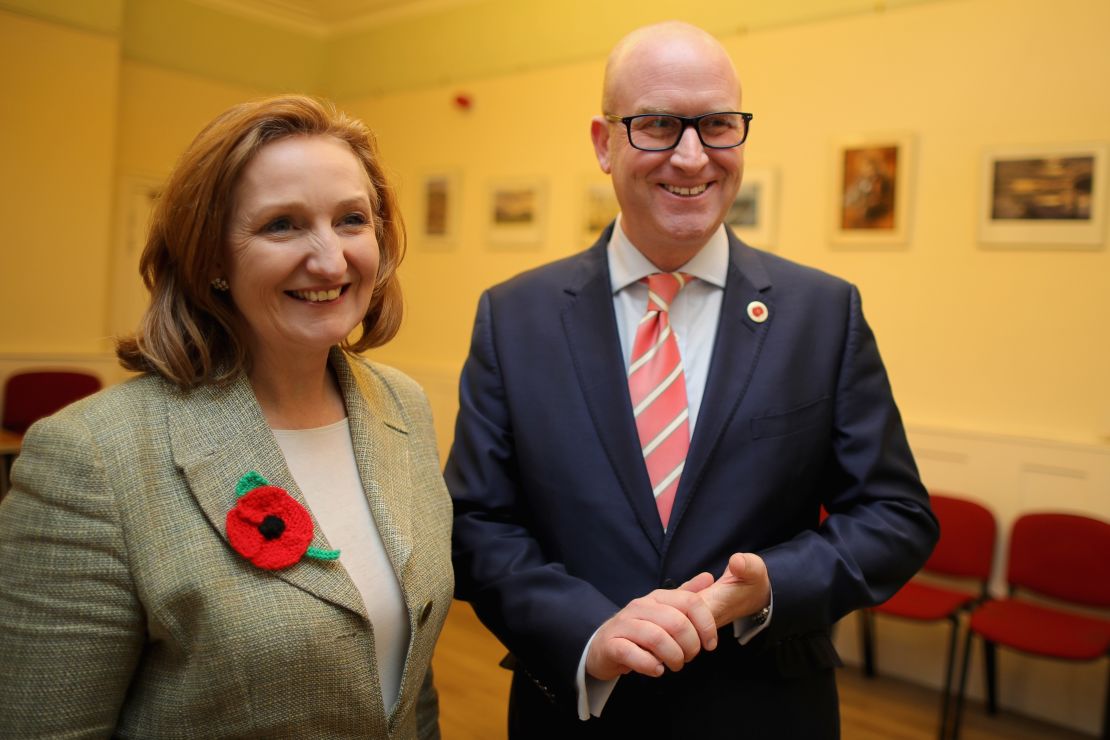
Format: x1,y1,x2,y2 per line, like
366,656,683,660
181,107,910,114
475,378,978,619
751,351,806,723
628,272,692,530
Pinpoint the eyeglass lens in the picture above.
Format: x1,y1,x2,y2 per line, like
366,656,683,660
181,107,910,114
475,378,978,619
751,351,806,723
629,113,746,150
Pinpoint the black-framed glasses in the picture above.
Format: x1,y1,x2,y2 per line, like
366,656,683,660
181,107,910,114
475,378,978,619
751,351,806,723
604,111,753,151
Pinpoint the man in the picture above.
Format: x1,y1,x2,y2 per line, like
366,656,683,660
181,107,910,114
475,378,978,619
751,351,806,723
446,21,937,739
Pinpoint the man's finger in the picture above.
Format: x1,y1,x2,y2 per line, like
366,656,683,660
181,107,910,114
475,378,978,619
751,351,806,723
652,583,718,652
679,571,714,593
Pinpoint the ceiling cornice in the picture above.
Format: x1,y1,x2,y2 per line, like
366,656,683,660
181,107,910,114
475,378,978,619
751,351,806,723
186,0,485,37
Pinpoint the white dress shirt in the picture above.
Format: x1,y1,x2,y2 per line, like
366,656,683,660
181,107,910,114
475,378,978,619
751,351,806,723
608,215,728,434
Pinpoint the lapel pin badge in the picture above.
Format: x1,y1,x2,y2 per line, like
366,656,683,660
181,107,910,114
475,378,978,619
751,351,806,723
747,300,769,323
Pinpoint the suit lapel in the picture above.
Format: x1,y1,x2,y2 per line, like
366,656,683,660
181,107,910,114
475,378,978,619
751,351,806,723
561,234,666,553
170,359,368,621
666,232,774,537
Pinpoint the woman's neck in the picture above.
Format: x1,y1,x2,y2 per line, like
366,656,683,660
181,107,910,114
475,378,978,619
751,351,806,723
247,348,346,430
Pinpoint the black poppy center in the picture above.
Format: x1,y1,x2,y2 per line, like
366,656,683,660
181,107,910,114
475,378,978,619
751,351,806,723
259,515,286,540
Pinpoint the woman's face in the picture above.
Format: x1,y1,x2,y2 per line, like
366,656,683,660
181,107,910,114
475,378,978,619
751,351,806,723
224,135,380,365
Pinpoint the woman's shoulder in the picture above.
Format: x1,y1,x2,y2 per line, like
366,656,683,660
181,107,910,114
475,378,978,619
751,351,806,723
342,353,427,403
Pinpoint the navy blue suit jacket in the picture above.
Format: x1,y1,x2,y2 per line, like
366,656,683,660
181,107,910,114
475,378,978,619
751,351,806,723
447,225,937,730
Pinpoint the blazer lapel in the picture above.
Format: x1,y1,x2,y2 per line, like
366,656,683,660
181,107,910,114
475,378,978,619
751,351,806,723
331,350,415,594
561,234,666,553
334,350,430,724
169,366,367,620
666,232,774,536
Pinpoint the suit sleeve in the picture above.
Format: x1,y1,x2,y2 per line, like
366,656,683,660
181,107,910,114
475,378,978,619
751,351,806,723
446,291,620,702
0,414,144,736
759,284,939,639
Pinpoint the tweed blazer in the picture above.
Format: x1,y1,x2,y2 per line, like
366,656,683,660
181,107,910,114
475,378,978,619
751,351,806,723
0,349,453,739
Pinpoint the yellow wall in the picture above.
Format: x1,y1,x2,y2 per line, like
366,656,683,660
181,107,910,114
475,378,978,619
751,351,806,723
0,11,120,353
1,0,1108,442
348,0,1110,446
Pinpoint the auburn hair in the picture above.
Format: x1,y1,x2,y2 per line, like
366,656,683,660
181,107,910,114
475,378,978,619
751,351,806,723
116,95,405,388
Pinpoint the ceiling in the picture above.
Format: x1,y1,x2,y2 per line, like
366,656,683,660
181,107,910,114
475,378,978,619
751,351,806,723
195,0,486,34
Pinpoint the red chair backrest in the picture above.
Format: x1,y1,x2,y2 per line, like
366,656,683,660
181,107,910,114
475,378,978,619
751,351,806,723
1,371,102,433
923,493,997,581
1008,512,1110,608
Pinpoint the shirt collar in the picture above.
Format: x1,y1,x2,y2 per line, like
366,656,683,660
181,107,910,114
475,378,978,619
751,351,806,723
607,214,729,295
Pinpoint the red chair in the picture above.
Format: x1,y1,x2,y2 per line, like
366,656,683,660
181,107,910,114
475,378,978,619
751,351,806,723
859,493,996,740
1,370,102,434
1,370,101,498
951,512,1110,740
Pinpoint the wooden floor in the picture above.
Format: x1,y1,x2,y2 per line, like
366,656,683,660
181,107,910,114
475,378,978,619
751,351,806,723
432,601,1091,739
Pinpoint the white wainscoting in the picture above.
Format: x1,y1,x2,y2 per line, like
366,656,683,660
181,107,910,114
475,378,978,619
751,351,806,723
835,425,1110,735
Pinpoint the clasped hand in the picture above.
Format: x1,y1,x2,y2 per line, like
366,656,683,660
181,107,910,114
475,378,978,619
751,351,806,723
584,553,770,681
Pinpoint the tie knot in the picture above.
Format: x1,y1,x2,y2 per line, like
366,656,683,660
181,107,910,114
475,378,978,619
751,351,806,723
644,272,691,313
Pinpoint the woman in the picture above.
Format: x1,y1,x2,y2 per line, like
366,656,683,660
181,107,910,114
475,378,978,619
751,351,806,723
0,96,452,739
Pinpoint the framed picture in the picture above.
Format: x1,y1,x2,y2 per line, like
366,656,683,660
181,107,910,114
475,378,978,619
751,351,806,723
418,171,460,249
978,142,1107,248
582,180,620,242
487,177,546,249
727,166,779,249
830,134,914,247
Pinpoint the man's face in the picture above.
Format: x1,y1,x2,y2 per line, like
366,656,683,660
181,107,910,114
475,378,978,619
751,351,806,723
592,37,743,264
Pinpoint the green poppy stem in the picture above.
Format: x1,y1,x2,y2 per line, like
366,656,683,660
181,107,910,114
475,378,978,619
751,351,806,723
305,546,341,560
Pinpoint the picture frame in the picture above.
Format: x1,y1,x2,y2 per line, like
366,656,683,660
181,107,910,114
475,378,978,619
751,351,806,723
417,171,460,250
727,166,779,250
830,133,914,247
487,177,547,249
978,142,1107,249
581,179,620,244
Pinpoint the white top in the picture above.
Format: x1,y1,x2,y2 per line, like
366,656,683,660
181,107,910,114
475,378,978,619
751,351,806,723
273,418,409,713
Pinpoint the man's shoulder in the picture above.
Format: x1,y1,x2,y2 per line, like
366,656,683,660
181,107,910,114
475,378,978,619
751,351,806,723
738,242,853,294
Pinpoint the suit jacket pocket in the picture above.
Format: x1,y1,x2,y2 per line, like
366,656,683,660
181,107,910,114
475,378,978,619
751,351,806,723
750,396,832,440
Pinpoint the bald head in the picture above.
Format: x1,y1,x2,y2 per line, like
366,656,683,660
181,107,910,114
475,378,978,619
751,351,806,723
601,22,740,114
589,20,746,270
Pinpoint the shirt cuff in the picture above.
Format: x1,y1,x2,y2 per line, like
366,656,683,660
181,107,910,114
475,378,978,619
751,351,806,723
733,592,773,645
575,628,619,720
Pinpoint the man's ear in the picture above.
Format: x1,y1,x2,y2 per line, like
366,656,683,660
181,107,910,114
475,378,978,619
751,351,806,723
590,117,612,174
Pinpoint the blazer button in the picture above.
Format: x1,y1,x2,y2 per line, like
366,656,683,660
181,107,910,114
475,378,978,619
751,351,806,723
418,600,434,626
662,578,677,589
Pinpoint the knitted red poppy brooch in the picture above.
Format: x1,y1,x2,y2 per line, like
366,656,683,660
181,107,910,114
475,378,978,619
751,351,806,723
226,471,340,570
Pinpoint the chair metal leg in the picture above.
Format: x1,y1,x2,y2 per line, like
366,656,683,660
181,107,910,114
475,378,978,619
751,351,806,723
937,614,960,740
950,626,975,740
860,609,876,677
983,639,998,715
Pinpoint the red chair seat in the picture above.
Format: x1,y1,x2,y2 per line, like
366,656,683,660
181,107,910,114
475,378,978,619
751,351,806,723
2,370,102,433
877,581,978,622
969,598,1110,661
